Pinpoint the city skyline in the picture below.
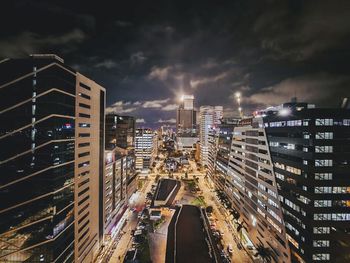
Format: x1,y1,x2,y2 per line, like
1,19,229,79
2,0,350,126
1,2,350,263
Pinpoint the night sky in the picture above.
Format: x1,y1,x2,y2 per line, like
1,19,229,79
1,0,350,127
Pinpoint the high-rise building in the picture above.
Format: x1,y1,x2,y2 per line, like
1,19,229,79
227,102,350,263
176,94,196,135
135,129,156,170
105,114,135,150
199,105,223,166
208,118,239,191
0,55,105,262
103,149,129,238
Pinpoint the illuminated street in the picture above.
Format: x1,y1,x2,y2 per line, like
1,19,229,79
2,2,350,263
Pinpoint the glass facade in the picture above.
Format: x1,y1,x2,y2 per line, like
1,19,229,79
0,58,76,262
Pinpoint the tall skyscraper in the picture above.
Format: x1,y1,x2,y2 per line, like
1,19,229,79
0,54,105,262
208,118,239,191
226,102,350,263
199,105,223,166
135,128,156,170
176,95,196,135
105,114,135,150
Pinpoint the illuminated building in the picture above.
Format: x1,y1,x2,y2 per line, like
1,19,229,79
0,54,105,262
135,129,156,170
227,102,350,263
199,106,223,166
105,114,135,150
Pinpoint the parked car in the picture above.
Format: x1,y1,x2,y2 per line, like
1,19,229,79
237,242,243,250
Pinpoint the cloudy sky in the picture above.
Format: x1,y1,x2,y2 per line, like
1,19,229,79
1,0,350,127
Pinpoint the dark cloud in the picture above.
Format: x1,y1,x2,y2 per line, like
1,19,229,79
1,0,350,126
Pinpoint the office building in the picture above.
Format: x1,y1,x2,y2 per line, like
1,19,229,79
0,54,105,262
105,114,135,150
209,118,238,191
103,149,129,239
227,102,350,263
176,95,196,134
135,129,156,170
199,106,223,166
264,103,350,263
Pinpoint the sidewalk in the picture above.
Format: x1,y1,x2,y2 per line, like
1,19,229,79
198,177,252,263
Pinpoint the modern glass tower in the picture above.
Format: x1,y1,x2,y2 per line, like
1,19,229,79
0,54,105,262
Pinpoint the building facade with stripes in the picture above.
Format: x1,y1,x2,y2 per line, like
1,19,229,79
0,54,105,262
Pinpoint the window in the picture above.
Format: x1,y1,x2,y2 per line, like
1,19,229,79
286,233,299,249
332,213,350,221
78,151,90,158
80,82,91,91
315,173,332,180
315,119,333,126
343,119,350,126
285,198,300,212
269,141,279,147
315,159,333,167
314,214,331,221
287,120,302,126
78,142,90,148
79,113,90,118
313,227,330,234
274,162,285,170
312,254,330,261
79,103,91,109
332,187,350,194
287,143,295,150
316,132,333,140
314,200,331,207
78,161,90,168
275,172,284,181
315,187,332,194
79,92,91,100
79,133,90,138
286,165,301,175
315,146,333,153
313,240,330,248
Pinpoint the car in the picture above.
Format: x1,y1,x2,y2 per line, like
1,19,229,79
227,244,233,254
237,242,243,250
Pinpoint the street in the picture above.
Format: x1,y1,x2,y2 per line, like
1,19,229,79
105,155,251,263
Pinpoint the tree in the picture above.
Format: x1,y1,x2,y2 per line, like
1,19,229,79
255,244,273,263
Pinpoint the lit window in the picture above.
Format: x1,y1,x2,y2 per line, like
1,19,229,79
315,119,333,126
312,254,330,261
315,132,333,140
315,146,333,153
313,227,330,234
315,159,333,167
